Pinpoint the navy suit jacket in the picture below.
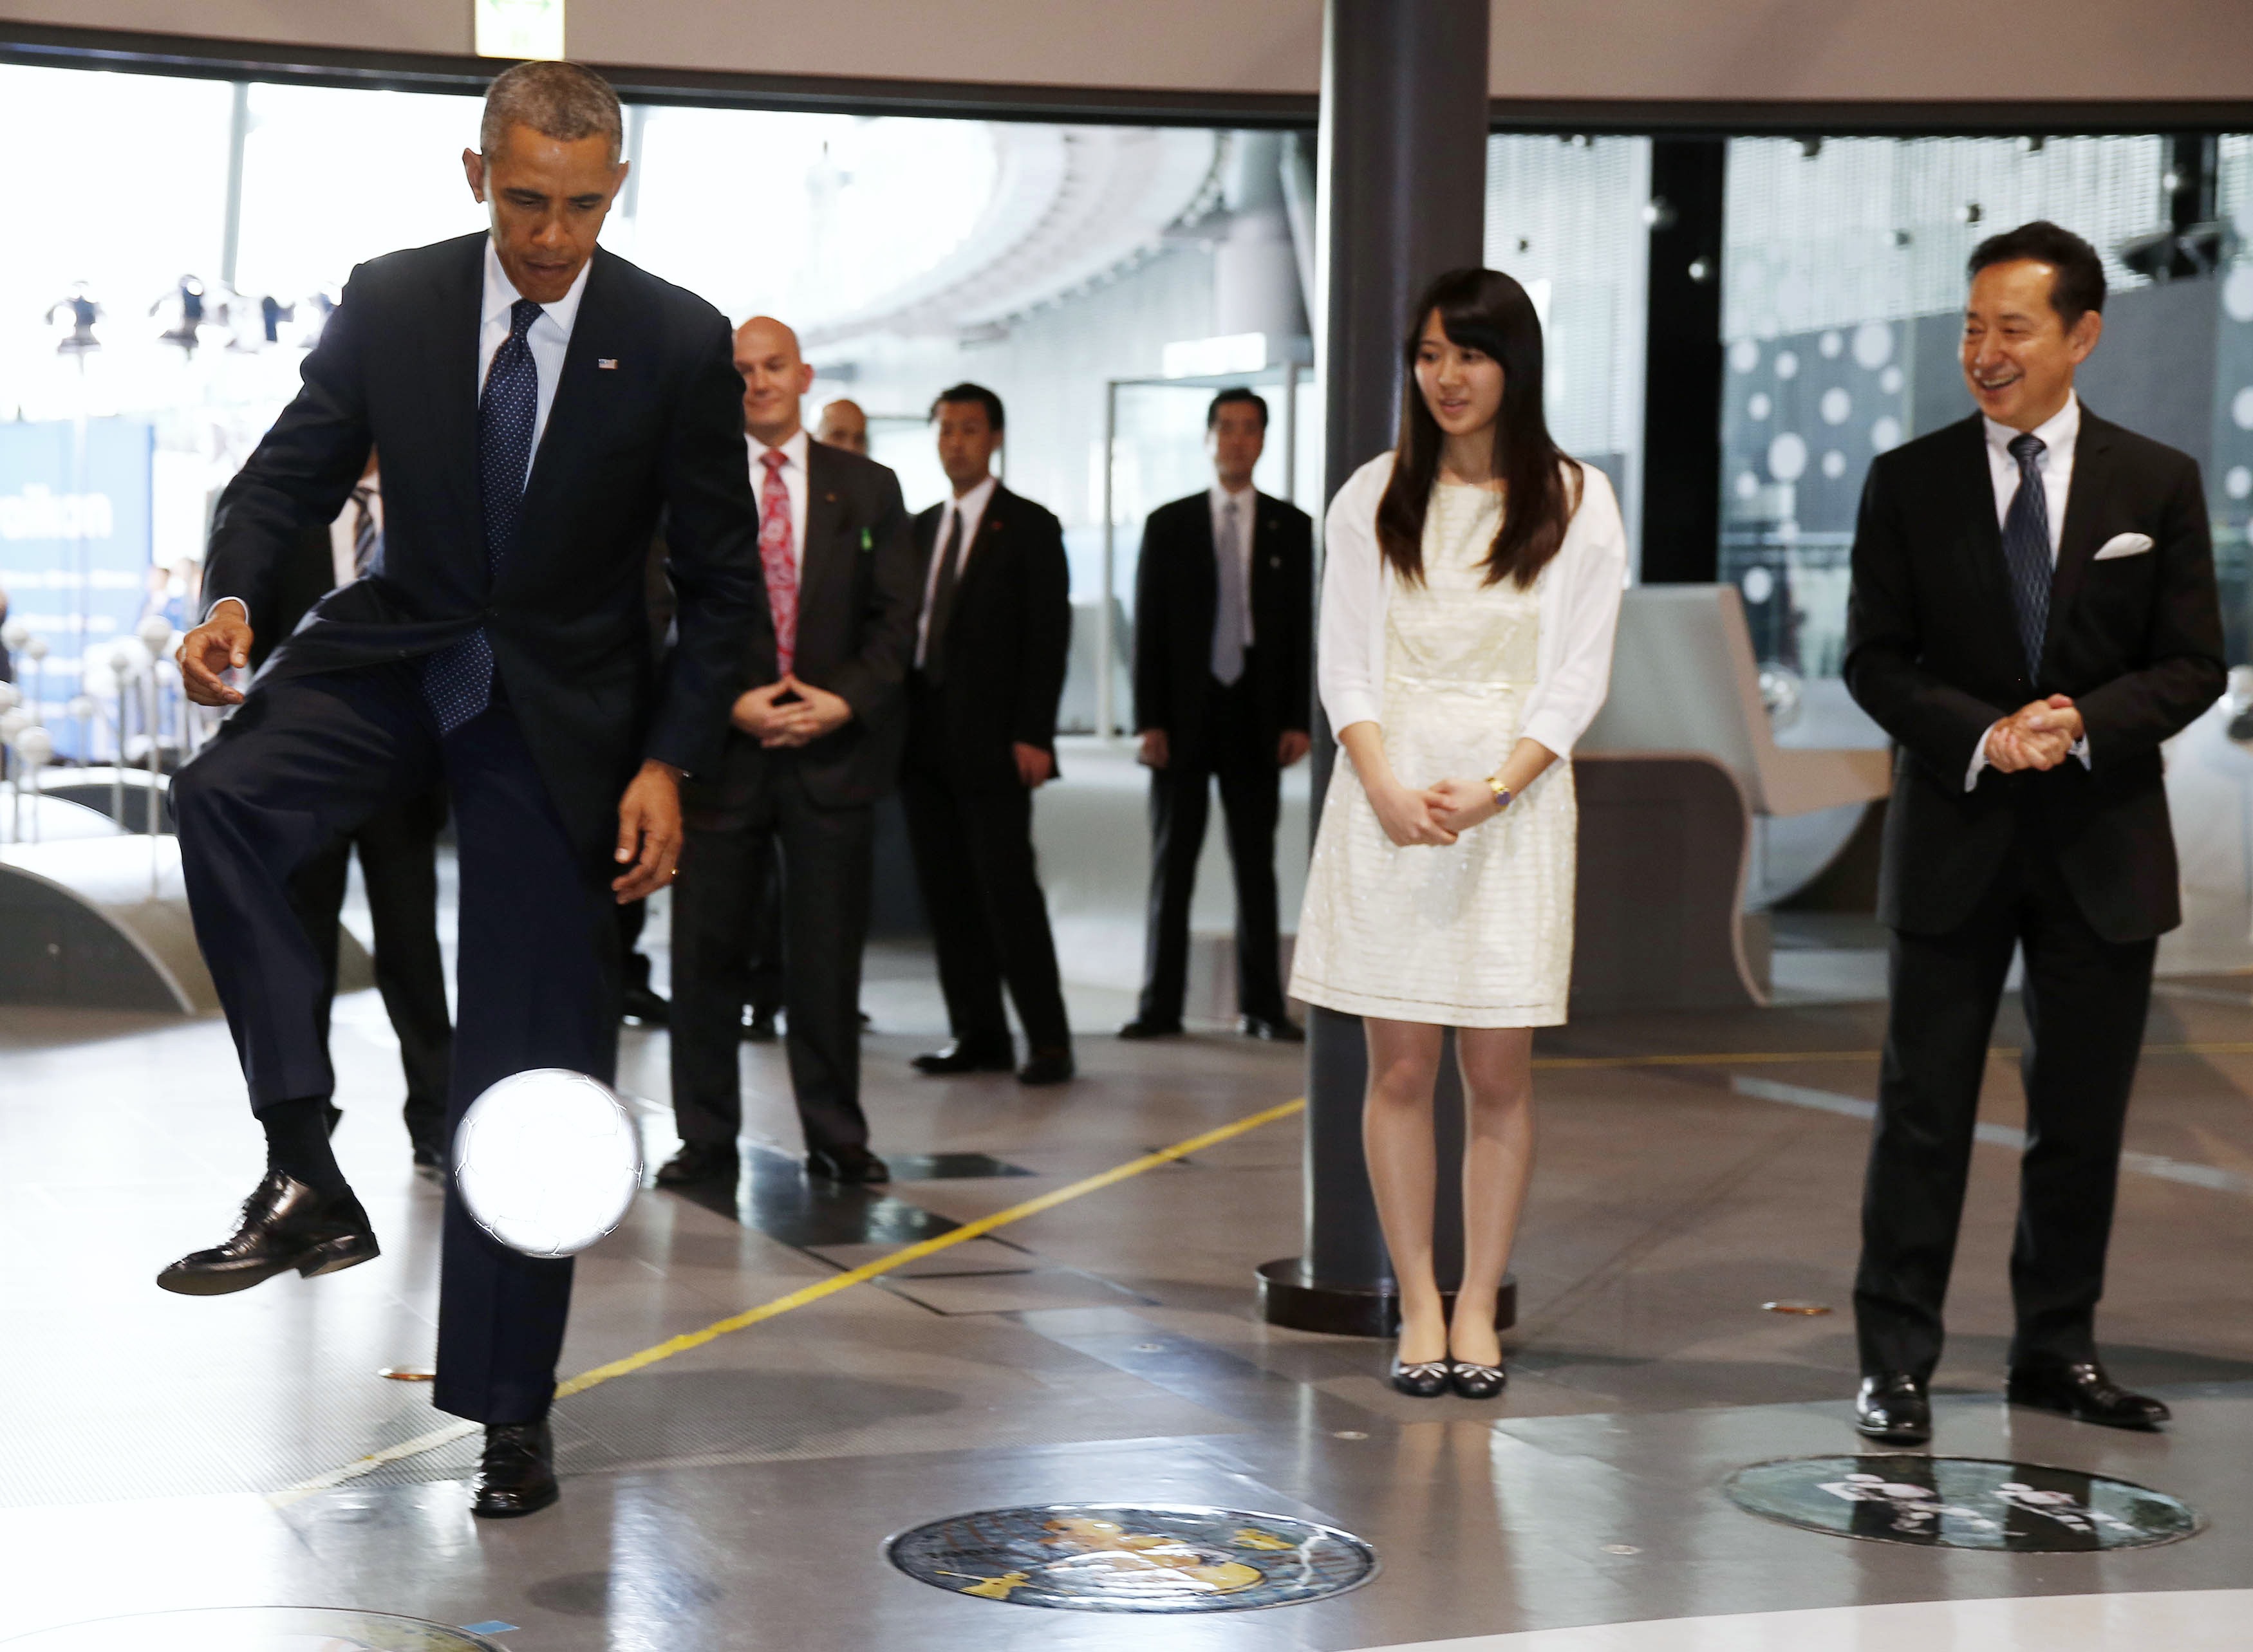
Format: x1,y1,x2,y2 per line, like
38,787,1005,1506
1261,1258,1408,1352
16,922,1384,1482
203,233,771,859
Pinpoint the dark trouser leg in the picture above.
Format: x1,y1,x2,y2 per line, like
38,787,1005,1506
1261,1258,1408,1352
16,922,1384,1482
668,807,773,1147
746,856,785,1020
901,755,1011,1051
617,896,651,994
172,667,435,1112
959,781,1072,1053
1853,871,2019,1381
1210,687,1285,1021
287,837,353,1056
354,785,453,1144
776,774,875,1151
2008,854,2156,1369
433,702,613,1427
1137,758,1211,1025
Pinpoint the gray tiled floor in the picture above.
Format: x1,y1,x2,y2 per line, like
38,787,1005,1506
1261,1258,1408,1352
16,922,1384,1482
6,944,2253,1648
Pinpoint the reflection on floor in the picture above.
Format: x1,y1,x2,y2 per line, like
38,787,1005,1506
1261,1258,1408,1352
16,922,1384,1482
5,947,2253,1649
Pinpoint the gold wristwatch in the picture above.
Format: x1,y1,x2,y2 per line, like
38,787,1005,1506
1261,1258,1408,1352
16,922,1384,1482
1486,775,1513,810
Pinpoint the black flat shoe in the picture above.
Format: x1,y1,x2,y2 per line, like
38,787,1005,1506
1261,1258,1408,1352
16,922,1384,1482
655,1142,740,1188
1240,1013,1305,1043
1855,1372,1932,1445
2006,1359,2171,1431
1118,1017,1184,1041
806,1144,890,1185
472,1420,558,1519
621,983,670,1026
1450,1360,1507,1399
157,1172,380,1297
1017,1048,1076,1086
740,1007,780,1043
912,1041,1015,1075
1390,1357,1452,1398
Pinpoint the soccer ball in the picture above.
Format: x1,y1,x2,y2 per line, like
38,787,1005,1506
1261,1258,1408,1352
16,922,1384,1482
453,1069,644,1258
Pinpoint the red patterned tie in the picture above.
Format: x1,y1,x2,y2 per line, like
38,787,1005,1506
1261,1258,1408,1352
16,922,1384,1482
758,449,799,676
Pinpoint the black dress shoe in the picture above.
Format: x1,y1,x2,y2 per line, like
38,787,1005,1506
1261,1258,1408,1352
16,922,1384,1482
1118,1016,1184,1041
1855,1372,1932,1444
912,1041,1015,1075
655,1142,740,1188
1390,1357,1452,1398
740,1006,779,1043
156,1171,380,1297
1450,1359,1508,1399
1240,1012,1305,1043
2006,1359,2171,1430
472,1420,558,1519
409,1135,445,1177
1017,1048,1076,1086
621,983,670,1026
806,1144,890,1185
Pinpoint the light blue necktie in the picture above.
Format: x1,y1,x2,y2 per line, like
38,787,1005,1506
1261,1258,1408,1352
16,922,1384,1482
422,297,541,733
1211,497,1247,686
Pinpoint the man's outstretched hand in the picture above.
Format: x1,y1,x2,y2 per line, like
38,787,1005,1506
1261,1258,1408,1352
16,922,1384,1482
177,602,253,705
613,759,684,903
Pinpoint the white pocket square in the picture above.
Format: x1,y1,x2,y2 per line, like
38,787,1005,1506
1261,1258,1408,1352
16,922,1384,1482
2093,532,2154,561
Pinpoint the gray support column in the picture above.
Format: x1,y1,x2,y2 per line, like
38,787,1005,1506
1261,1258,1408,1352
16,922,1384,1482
1257,0,1513,1338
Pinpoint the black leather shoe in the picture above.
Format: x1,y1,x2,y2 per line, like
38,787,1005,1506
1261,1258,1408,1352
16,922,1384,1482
1390,1357,1452,1398
1118,1017,1184,1041
806,1144,890,1185
1450,1360,1507,1400
409,1135,445,1178
621,983,669,1026
1240,1013,1305,1043
472,1420,558,1519
1855,1372,1932,1444
913,1041,1015,1075
655,1142,740,1188
1018,1048,1076,1086
2006,1359,2171,1430
741,1006,779,1043
157,1171,380,1297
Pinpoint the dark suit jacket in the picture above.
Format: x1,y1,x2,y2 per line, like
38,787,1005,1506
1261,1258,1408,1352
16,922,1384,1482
687,440,921,822
1842,406,2224,942
247,521,341,674
911,483,1072,788
203,233,770,860
1131,488,1312,768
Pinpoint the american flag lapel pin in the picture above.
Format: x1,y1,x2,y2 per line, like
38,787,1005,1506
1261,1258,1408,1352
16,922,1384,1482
597,357,619,370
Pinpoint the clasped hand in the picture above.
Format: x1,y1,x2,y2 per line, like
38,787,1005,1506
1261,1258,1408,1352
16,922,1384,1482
1985,694,2083,774
731,675,852,747
1374,776,1507,846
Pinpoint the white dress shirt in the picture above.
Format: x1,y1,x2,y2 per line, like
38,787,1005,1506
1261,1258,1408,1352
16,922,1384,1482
480,236,589,487
1318,452,1629,760
1209,479,1257,651
916,473,998,667
747,427,812,571
1966,391,2089,789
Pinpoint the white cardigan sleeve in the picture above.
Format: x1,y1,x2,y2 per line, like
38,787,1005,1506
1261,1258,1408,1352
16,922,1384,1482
1316,452,1396,734
1518,462,1629,759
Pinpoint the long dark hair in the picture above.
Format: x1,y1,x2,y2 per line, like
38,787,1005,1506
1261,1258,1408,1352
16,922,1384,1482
1376,267,1580,588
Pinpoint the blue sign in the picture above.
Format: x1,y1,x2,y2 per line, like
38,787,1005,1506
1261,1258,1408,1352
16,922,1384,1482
0,418,154,754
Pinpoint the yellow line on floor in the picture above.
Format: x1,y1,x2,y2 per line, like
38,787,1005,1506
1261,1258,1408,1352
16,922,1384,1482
266,1094,1307,1509
1533,1040,2253,1072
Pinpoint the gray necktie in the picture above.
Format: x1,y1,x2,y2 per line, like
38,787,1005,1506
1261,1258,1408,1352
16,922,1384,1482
2000,432,2052,677
1211,497,1246,687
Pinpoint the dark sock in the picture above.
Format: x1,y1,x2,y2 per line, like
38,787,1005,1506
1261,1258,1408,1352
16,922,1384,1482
260,1096,348,1196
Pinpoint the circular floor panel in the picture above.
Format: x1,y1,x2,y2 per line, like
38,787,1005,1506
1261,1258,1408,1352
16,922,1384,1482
1726,1454,2199,1551
887,1501,1379,1612
0,1608,505,1650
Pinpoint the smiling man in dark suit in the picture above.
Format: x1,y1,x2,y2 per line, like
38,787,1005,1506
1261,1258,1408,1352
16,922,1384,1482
1122,387,1312,1043
159,61,768,1518
659,316,920,1191
1842,220,2223,1446
901,384,1076,1086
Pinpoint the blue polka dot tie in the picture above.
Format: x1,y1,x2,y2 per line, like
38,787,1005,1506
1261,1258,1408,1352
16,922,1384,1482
423,297,541,732
2000,432,2052,679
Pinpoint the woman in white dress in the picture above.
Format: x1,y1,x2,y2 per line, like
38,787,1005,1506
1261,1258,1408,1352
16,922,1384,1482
1290,268,1627,1399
